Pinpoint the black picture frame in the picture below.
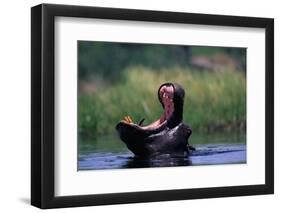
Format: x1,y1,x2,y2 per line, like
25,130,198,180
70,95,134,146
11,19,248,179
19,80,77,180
31,3,274,209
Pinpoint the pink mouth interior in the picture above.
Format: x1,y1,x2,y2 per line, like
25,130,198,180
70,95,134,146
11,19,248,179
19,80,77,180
140,85,174,130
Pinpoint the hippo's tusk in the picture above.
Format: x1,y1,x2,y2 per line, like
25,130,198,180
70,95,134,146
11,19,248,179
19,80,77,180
138,118,145,126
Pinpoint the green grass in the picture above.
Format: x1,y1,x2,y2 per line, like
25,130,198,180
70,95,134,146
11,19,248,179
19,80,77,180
79,67,246,138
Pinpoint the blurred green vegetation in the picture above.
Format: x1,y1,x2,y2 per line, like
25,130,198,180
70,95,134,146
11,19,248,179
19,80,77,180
78,41,246,139
79,67,246,138
78,41,246,81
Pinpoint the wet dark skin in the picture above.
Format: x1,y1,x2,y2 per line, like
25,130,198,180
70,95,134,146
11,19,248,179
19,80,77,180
115,83,194,158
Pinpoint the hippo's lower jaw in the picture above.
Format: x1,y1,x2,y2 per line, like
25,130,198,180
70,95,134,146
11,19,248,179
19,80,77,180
115,121,192,158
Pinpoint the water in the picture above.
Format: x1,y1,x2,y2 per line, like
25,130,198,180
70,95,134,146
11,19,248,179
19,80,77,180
78,132,246,170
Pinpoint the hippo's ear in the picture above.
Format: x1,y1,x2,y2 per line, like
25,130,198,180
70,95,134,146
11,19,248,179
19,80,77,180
187,145,196,151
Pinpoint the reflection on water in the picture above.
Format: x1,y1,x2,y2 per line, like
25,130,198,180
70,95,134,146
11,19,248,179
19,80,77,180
78,132,246,170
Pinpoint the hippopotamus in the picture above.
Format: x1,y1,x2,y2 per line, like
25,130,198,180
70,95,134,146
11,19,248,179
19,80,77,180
115,83,194,158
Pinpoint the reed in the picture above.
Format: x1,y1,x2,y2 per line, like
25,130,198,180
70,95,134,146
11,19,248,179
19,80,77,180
79,67,246,138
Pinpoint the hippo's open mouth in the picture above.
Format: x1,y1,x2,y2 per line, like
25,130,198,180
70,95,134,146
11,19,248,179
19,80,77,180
122,84,175,130
115,82,192,157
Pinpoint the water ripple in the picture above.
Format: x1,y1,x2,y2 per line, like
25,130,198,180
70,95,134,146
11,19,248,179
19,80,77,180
78,143,246,170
